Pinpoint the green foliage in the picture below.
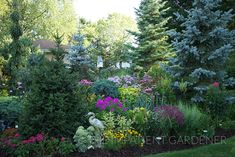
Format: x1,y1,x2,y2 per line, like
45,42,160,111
132,0,172,71
102,112,132,131
177,102,215,138
79,13,137,68
226,52,235,77
221,120,235,130
91,79,120,98
0,89,8,97
102,112,144,151
19,36,86,138
0,97,23,128
135,93,156,110
127,107,151,135
228,103,235,120
119,87,140,109
147,65,176,104
156,77,175,103
0,0,77,44
204,85,228,121
3,0,32,87
147,64,169,79
76,85,97,112
0,57,8,87
154,114,180,137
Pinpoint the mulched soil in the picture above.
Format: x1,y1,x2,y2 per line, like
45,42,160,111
66,128,235,157
1,129,235,157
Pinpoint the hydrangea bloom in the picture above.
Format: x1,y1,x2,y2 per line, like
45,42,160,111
155,105,184,126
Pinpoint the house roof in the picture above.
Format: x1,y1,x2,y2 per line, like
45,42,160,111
33,39,70,50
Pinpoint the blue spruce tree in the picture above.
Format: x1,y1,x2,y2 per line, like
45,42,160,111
67,34,94,80
167,0,235,102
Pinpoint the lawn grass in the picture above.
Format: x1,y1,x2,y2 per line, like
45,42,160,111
145,136,235,157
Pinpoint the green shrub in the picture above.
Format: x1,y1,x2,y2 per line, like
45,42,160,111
0,97,23,129
91,79,119,98
228,103,235,120
148,64,169,79
119,87,140,109
127,107,151,135
178,102,215,137
155,77,176,103
204,84,229,121
226,52,235,78
19,38,87,138
0,89,9,97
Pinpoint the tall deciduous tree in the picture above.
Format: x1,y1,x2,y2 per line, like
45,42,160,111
0,0,77,43
167,0,235,102
79,13,137,68
133,0,172,72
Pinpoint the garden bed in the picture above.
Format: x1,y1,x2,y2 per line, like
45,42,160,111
56,128,235,157
1,129,234,157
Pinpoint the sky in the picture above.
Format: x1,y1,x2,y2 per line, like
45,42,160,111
73,0,141,21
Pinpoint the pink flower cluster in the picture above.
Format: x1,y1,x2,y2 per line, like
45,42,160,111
21,133,44,144
0,133,21,148
212,81,219,87
1,138,17,148
79,79,93,86
96,96,127,112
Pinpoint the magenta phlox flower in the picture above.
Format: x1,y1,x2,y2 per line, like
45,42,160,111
96,97,126,112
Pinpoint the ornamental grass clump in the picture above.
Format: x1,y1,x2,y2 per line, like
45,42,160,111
155,105,184,136
155,105,184,126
